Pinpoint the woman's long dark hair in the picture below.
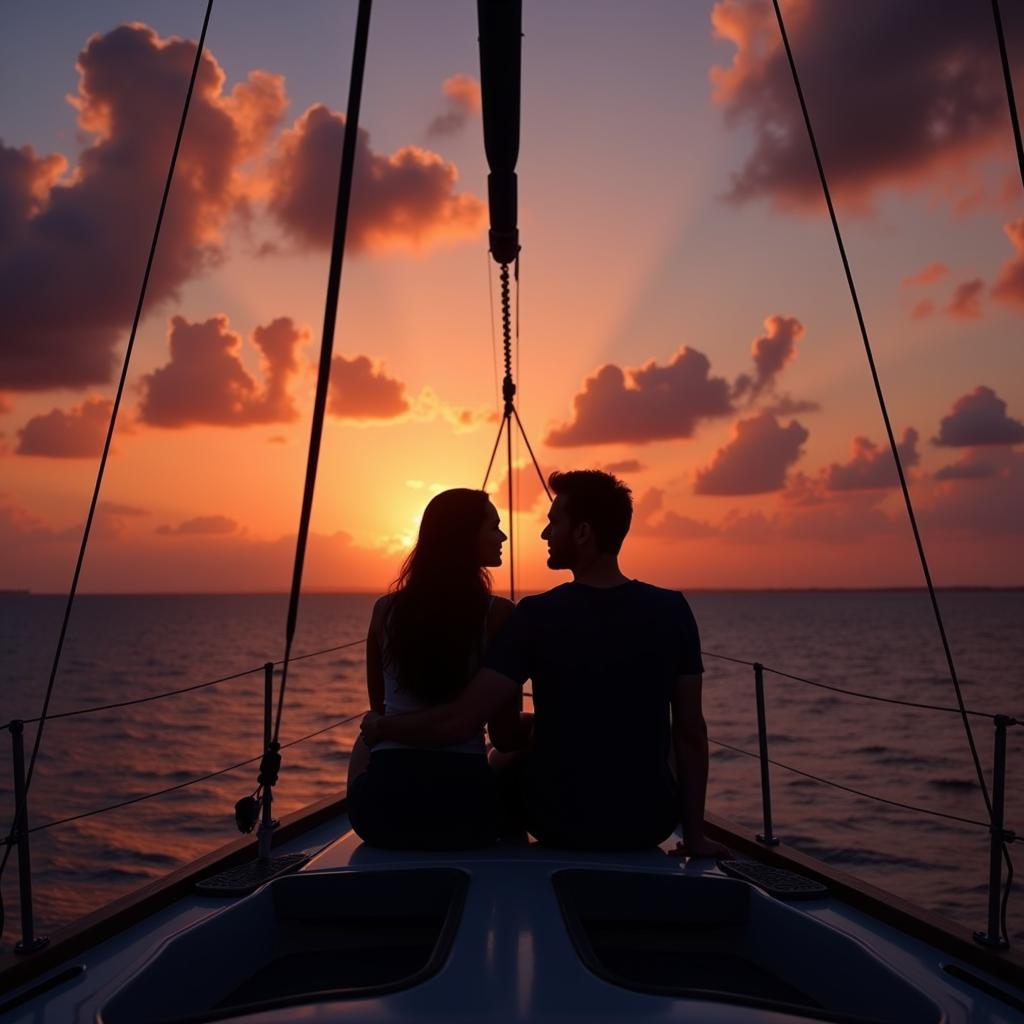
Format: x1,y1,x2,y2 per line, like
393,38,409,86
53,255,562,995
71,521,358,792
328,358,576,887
385,488,493,703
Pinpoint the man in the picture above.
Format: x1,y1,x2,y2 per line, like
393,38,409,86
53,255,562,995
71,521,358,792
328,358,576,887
363,469,726,856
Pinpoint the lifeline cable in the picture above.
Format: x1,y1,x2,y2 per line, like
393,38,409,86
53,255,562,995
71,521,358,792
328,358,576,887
772,0,1013,943
0,0,214,941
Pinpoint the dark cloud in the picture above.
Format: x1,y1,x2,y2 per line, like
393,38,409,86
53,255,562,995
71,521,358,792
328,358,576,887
426,74,482,137
546,348,733,447
933,386,1024,447
934,456,998,481
15,397,113,457
760,395,820,417
732,315,804,401
0,24,287,392
710,0,1022,210
925,449,1024,536
694,413,808,495
991,219,1024,308
601,459,646,474
902,262,948,287
824,428,919,491
945,279,984,320
329,355,409,421
267,104,484,252
139,315,305,428
156,514,238,536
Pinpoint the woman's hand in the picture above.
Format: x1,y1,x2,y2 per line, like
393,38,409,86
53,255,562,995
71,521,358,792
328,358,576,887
360,710,382,748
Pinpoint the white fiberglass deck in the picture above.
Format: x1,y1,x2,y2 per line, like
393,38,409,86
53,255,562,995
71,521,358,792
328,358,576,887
4,813,1023,1023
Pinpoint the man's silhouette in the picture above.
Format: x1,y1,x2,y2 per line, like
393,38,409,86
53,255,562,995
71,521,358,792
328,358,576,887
364,469,726,855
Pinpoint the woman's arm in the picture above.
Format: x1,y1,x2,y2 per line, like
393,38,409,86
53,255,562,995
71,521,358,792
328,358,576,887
484,598,533,752
365,596,387,715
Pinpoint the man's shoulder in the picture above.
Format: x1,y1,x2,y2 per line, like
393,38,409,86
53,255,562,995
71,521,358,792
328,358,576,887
516,583,574,609
628,579,687,605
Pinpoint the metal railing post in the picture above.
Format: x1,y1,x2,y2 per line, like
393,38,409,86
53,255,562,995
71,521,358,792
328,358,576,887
974,714,1013,949
753,664,779,846
9,720,49,954
257,663,275,862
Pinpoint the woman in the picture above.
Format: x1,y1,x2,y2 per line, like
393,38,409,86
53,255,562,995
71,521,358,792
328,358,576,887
347,488,522,848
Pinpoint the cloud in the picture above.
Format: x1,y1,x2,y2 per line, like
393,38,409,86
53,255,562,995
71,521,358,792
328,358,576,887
15,397,113,457
427,74,482,137
732,315,805,401
991,219,1024,308
546,348,733,447
156,514,238,536
911,299,934,320
328,355,409,420
488,461,551,514
824,428,919,490
759,395,820,416
0,23,287,392
934,455,998,481
945,278,984,320
633,488,718,539
694,413,809,495
933,386,1024,447
139,315,305,428
710,0,1023,211
902,261,949,287
266,104,485,252
924,448,1024,536
601,459,646,474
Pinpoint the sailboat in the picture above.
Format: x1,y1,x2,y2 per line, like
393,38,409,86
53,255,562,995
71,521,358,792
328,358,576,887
2,1,1023,1020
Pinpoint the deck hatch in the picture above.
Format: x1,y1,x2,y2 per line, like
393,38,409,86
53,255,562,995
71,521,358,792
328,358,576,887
552,869,942,1024
98,868,468,1023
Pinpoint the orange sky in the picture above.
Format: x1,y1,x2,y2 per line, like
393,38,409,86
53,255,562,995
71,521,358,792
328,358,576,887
2,2,1023,593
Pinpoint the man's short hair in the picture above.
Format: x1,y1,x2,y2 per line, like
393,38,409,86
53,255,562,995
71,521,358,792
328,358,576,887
548,469,633,555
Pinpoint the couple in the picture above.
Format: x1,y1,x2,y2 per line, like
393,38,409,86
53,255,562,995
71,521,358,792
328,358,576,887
348,469,726,857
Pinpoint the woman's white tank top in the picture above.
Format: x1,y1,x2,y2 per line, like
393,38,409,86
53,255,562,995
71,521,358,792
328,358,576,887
374,596,488,755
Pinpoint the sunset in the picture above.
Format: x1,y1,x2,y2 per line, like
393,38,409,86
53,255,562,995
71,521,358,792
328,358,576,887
2,0,1021,594
2,2,1024,1014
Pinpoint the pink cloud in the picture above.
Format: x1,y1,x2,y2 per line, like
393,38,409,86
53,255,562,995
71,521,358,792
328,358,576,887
924,449,1024,536
824,428,919,491
732,314,805,402
546,348,733,446
266,104,485,252
934,455,998,481
15,396,113,457
633,488,718,539
991,219,1024,308
427,74,482,137
710,0,1022,211
139,315,306,428
933,386,1024,447
902,261,949,287
910,299,934,320
945,278,984,320
601,459,646,474
0,24,287,392
328,355,410,421
156,515,238,536
694,413,809,495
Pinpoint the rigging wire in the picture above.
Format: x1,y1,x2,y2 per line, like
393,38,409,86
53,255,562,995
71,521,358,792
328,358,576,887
771,0,1013,943
992,0,1024,193
0,0,215,942
272,0,372,750
486,252,501,414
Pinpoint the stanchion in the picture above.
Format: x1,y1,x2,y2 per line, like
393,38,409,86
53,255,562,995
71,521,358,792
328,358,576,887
753,664,779,846
9,720,49,953
974,714,1014,949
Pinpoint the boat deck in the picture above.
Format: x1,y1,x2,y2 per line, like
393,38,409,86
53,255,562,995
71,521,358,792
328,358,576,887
5,807,1022,1023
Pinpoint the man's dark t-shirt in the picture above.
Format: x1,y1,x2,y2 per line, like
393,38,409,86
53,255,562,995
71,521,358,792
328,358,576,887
484,580,703,849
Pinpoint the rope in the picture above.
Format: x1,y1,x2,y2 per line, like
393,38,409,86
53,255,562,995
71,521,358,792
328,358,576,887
16,639,367,725
273,0,372,749
771,0,996,842
992,0,1024,193
0,0,215,943
22,713,366,837
709,739,990,830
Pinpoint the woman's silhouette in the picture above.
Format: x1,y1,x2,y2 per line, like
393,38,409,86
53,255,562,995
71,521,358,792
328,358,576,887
347,488,522,848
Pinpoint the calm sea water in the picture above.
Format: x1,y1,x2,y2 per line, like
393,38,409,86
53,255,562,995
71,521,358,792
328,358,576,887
1,590,1022,943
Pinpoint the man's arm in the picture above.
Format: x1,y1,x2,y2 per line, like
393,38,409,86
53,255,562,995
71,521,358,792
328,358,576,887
363,668,521,748
671,673,728,858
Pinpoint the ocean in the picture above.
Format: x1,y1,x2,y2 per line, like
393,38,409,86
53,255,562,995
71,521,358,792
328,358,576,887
1,589,1022,943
